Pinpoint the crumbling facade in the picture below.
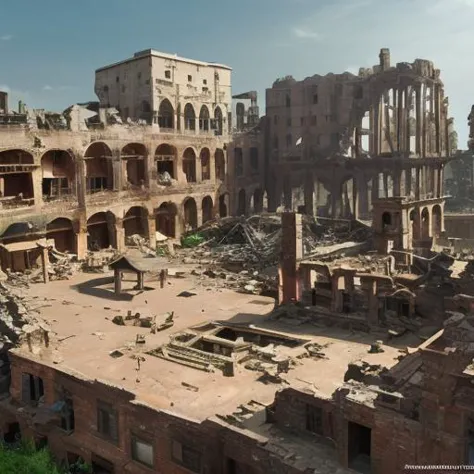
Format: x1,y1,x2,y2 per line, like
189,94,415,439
94,49,232,132
265,49,454,253
0,51,235,268
227,92,265,216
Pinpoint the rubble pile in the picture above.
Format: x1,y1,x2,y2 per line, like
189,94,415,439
459,259,474,280
83,248,120,272
0,282,46,348
126,234,156,257
46,248,81,281
176,214,372,295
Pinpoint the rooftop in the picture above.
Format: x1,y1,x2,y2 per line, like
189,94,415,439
96,49,232,73
12,254,419,423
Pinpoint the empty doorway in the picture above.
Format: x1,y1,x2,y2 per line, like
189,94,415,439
348,421,371,473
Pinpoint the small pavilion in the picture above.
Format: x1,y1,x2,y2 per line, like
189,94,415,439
109,255,148,296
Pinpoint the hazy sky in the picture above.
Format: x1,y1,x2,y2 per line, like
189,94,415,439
1,0,471,145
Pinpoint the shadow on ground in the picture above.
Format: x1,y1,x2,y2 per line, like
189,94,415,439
72,276,136,301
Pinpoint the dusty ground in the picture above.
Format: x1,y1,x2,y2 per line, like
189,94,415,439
15,254,419,422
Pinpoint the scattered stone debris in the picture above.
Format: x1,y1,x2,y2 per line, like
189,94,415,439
369,340,385,353
344,361,389,385
181,381,199,392
171,214,372,297
126,234,156,257
112,310,175,333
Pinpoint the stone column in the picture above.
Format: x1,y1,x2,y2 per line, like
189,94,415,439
114,218,125,252
145,153,155,189
331,182,343,219
196,155,203,183
422,85,427,157
358,176,370,218
415,85,422,155
279,213,303,304
32,167,44,211
352,177,359,220
374,99,380,155
75,155,87,208
75,230,87,260
397,88,403,152
406,88,412,153
435,85,441,154
415,167,421,200
405,168,412,198
438,166,443,198
147,215,156,249
304,171,314,216
196,203,203,228
393,169,401,197
371,175,379,204
176,152,187,184
383,173,389,198
210,152,216,183
41,247,49,284
113,151,123,191
369,106,375,155
114,269,122,295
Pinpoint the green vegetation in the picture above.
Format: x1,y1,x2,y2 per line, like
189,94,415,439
0,441,91,474
181,233,205,248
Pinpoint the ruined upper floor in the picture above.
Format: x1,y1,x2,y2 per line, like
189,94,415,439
266,48,455,162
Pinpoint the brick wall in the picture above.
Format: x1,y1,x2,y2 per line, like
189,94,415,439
7,353,311,474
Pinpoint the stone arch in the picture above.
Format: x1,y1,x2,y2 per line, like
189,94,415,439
46,218,75,253
237,189,246,216
155,202,178,238
214,106,223,135
200,148,211,181
219,193,229,217
199,105,210,131
183,197,198,231
202,196,213,224
123,206,149,240
0,222,39,245
183,148,197,183
0,149,35,200
158,99,174,129
421,207,430,240
121,143,147,188
409,209,417,243
432,204,442,237
0,221,41,272
84,142,113,193
382,211,392,228
155,144,178,181
184,103,196,130
215,149,225,181
87,211,116,250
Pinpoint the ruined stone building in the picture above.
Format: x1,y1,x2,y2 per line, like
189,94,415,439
1,46,474,474
0,50,241,270
226,91,266,216
264,49,454,253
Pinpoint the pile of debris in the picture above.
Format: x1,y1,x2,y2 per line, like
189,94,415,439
112,310,174,333
83,248,120,272
126,234,156,257
175,213,372,296
0,282,48,349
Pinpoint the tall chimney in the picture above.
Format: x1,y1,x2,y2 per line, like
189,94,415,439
379,48,391,71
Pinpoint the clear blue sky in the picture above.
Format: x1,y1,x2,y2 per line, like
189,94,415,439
1,0,472,146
